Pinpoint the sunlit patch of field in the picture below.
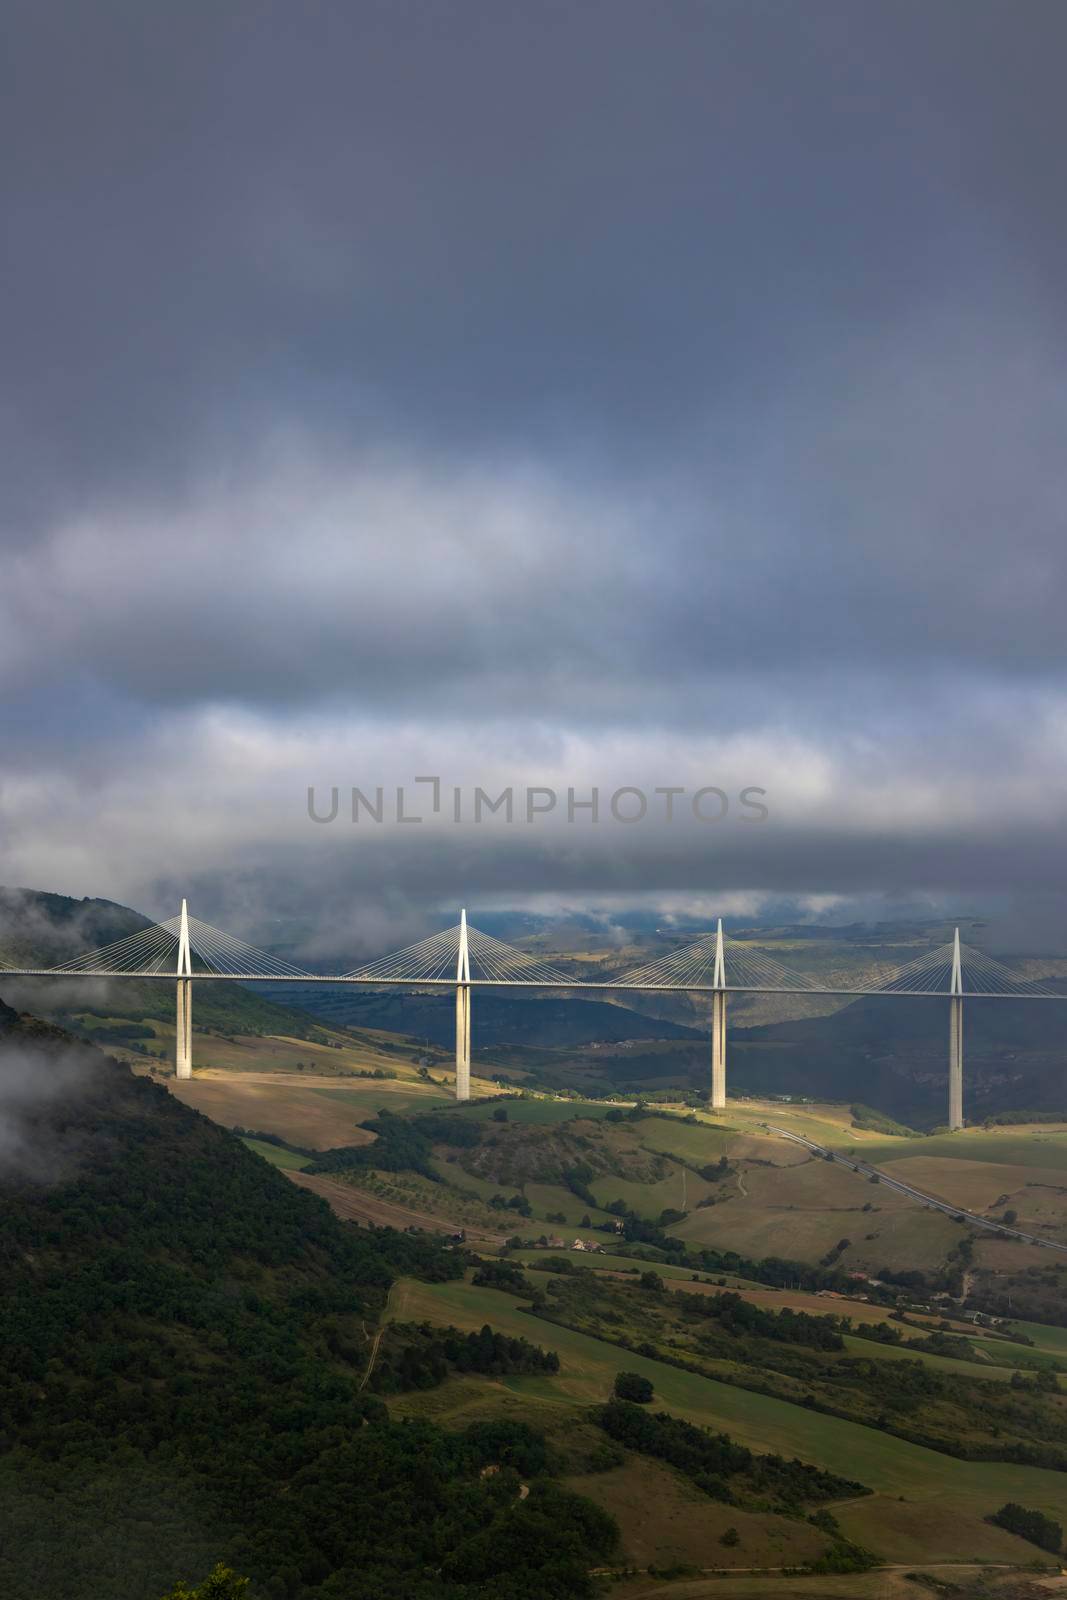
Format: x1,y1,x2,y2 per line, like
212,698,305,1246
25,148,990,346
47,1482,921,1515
717,1100,873,1147
165,1068,446,1149
151,1022,438,1079
383,1275,1067,1565
670,1160,965,1274
885,1154,1067,1228
848,1127,1067,1168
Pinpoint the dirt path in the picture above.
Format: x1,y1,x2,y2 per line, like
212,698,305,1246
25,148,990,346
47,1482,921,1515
285,1170,508,1245
734,1166,748,1198
359,1324,384,1392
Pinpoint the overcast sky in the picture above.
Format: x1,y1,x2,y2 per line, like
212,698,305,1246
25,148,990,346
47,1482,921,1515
2,0,1066,949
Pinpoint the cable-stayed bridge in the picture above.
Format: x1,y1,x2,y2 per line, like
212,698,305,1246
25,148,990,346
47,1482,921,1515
3,903,1065,1127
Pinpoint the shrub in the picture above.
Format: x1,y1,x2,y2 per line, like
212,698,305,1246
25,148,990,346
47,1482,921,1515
613,1371,654,1403
989,1502,1062,1553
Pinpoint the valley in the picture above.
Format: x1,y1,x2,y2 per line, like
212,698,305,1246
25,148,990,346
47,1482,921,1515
5,888,1067,1596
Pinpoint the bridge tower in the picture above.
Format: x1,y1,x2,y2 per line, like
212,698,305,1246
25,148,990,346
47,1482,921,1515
948,926,963,1131
455,908,471,1101
711,918,727,1111
175,898,193,1080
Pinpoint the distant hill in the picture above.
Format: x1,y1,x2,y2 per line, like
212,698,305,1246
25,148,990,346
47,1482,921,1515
0,885,327,1040
0,1000,615,1599
728,994,1067,1124
281,982,702,1049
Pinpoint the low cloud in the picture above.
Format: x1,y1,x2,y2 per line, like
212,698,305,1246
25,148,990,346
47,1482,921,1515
0,1040,95,1185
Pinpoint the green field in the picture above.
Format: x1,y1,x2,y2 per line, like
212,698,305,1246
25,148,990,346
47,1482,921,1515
590,1165,716,1218
626,1114,735,1164
385,1274,1067,1563
1008,1318,1067,1355
239,1136,311,1170
841,1332,1020,1382
837,1128,1067,1168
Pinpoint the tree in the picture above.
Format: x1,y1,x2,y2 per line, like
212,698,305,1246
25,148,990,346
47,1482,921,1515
720,1527,740,1547
492,1107,508,1122
613,1371,654,1403
158,1565,249,1600
990,1502,1062,1553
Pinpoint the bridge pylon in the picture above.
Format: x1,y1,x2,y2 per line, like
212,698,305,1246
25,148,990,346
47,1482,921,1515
711,918,727,1110
948,926,963,1130
176,898,193,1080
455,908,471,1101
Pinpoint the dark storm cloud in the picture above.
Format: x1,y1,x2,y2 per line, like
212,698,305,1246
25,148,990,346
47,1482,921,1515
2,0,1067,928
5,0,1065,498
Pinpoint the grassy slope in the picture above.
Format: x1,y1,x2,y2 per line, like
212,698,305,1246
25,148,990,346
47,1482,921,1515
239,1135,312,1170
386,1275,1067,1565
173,1074,1065,1282
563,1454,827,1573
604,1102,1067,1273
0,1006,401,1597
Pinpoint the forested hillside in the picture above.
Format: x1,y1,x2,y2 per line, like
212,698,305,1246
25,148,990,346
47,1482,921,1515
0,999,616,1599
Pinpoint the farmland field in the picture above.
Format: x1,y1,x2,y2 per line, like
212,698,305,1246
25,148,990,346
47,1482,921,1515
384,1274,1067,1564
164,1067,447,1148
840,1127,1067,1168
